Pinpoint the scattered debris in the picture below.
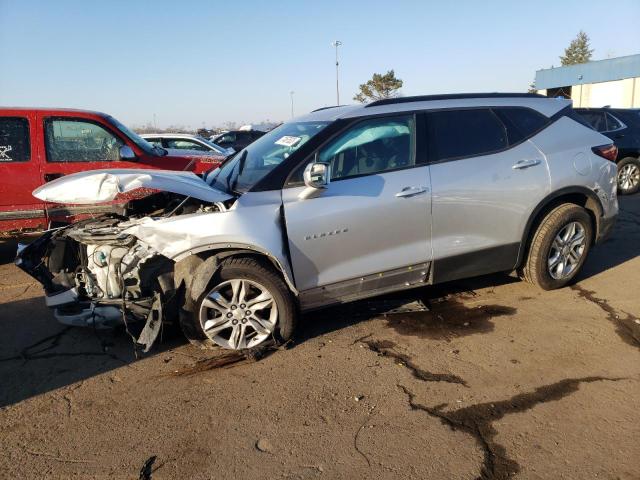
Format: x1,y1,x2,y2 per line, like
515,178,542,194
255,438,273,453
139,455,157,480
169,344,277,377
354,395,364,402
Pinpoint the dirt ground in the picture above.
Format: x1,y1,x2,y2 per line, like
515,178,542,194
1,196,639,480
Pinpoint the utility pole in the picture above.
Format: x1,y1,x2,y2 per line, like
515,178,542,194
331,40,342,105
290,91,295,118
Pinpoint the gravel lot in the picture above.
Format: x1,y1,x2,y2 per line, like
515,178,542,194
1,196,639,480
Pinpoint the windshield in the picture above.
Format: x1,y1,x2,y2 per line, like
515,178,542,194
108,115,162,156
208,121,329,193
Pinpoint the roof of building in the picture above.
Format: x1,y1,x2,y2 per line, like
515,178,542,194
535,54,640,90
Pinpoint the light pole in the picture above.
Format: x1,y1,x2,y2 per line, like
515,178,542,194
331,40,342,105
290,91,295,118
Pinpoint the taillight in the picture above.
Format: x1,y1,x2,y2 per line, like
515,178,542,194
591,144,618,162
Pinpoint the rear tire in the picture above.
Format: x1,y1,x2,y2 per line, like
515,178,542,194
616,157,640,195
521,204,593,290
180,256,297,350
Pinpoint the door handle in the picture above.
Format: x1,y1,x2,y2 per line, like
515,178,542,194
396,186,428,198
512,159,541,170
44,173,64,182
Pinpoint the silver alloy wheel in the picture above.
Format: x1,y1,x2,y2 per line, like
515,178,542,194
618,163,640,191
199,279,278,350
547,221,587,280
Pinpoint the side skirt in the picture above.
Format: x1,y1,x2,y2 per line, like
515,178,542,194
299,262,430,311
430,243,520,285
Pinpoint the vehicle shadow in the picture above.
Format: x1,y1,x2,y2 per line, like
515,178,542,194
0,238,20,265
0,294,184,408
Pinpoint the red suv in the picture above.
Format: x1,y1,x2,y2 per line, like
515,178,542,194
0,108,225,236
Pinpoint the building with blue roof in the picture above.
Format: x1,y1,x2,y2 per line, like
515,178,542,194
535,54,640,108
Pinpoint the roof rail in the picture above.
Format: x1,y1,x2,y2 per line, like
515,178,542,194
365,92,545,108
311,105,343,112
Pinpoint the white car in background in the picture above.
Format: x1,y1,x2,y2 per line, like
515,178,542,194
142,133,235,157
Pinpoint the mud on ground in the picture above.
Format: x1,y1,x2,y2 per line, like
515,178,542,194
1,196,639,479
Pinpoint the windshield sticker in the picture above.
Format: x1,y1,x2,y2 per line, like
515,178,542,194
274,136,301,147
0,145,13,161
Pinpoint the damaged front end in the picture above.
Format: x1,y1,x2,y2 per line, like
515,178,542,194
16,190,229,351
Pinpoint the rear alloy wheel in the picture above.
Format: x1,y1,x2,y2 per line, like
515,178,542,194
617,157,640,195
521,204,593,290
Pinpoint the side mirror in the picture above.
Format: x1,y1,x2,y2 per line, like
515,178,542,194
119,145,136,161
303,162,331,189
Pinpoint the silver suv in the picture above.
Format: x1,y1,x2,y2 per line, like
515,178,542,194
17,93,618,351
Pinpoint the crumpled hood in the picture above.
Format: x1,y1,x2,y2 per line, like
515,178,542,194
32,168,233,204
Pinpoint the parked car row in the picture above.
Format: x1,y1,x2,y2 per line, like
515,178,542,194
0,109,233,235
16,93,619,353
574,107,640,195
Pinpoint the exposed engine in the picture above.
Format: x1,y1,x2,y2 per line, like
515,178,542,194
16,192,227,348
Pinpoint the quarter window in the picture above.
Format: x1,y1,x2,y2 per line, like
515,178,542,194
493,108,548,144
318,115,415,180
0,117,30,162
605,113,624,132
45,119,124,162
578,111,607,132
426,109,507,162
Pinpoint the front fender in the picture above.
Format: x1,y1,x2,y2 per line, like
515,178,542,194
124,191,297,293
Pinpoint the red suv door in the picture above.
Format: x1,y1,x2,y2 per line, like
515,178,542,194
0,112,47,234
37,113,143,223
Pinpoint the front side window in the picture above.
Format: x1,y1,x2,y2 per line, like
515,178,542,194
0,117,30,162
144,137,163,148
426,109,507,162
318,115,415,180
165,139,208,151
45,119,124,162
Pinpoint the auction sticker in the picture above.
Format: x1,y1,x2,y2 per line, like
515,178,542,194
274,136,301,147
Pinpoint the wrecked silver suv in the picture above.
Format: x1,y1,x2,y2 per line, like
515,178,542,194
17,94,619,351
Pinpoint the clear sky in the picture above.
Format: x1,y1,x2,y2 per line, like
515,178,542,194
1,0,639,129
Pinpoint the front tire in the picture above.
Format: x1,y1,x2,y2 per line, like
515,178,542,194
521,204,593,290
181,257,297,350
617,157,640,195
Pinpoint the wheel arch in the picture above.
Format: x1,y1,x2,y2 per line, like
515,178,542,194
516,186,603,268
173,243,298,306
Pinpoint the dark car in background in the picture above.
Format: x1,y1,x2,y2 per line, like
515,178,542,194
575,107,640,195
212,129,265,151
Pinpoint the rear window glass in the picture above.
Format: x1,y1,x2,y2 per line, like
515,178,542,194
426,109,507,161
0,117,30,162
493,108,548,144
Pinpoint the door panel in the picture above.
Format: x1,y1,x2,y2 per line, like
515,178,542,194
429,139,549,281
283,166,432,292
0,113,47,231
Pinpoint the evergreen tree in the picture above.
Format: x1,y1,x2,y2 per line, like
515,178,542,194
560,31,594,66
354,70,403,103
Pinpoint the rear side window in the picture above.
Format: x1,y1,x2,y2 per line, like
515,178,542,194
493,108,548,144
0,117,30,162
577,111,607,132
605,113,624,131
45,119,124,162
426,109,507,162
